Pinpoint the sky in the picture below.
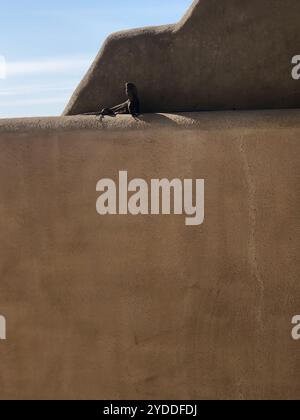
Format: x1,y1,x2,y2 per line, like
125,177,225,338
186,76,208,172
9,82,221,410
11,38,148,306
0,0,192,118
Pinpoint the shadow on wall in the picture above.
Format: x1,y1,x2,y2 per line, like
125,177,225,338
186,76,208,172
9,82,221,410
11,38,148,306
64,0,300,116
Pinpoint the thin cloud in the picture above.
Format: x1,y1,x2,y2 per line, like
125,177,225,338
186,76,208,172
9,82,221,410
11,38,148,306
6,56,92,77
0,85,74,96
0,97,68,107
0,55,6,79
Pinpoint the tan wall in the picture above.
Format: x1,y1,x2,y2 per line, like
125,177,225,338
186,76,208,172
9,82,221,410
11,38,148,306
0,110,299,400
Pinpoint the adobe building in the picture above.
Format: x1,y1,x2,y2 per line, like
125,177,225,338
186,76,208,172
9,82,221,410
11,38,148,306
0,0,299,400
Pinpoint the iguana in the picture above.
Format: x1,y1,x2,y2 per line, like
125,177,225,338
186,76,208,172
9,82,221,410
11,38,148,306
83,82,140,118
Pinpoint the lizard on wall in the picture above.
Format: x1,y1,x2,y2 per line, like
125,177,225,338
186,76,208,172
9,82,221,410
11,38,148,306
83,83,140,118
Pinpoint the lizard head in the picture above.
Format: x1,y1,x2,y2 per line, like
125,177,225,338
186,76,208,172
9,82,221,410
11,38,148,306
126,82,138,100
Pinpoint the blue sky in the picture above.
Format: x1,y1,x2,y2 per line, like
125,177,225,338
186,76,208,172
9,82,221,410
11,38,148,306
0,0,191,118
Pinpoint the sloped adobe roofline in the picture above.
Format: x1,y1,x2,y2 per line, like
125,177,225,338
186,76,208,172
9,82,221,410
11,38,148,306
177,0,200,28
64,0,300,115
63,0,199,115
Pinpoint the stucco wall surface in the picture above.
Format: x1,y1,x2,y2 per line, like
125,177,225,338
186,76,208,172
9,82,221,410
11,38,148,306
0,110,299,400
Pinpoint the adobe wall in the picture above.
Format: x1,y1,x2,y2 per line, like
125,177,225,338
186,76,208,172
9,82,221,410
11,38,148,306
64,0,300,115
0,110,299,399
